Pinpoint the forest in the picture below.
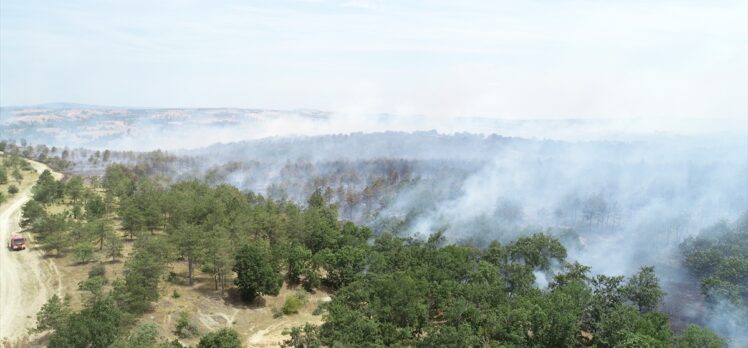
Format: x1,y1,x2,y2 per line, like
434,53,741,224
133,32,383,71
2,0,745,346
16,158,739,347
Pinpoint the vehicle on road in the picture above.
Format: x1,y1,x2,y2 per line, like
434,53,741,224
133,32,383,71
8,234,27,251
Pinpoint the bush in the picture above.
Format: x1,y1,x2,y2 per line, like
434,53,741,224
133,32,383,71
175,311,199,338
197,327,242,348
8,185,19,195
272,306,283,319
282,291,308,315
172,290,181,299
312,303,324,316
0,166,7,184
20,160,32,171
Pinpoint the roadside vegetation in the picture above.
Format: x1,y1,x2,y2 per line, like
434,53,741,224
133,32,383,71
14,159,729,347
0,153,36,206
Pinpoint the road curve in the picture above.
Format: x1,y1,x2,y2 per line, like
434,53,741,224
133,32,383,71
0,160,63,341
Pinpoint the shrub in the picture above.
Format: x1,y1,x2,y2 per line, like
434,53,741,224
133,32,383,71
175,311,199,338
8,185,19,195
272,306,283,319
282,291,308,315
312,303,324,316
197,328,242,348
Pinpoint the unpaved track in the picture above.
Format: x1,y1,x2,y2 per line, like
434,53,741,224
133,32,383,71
0,160,62,341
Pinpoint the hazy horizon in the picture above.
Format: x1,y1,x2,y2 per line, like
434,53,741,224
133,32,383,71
2,1,746,125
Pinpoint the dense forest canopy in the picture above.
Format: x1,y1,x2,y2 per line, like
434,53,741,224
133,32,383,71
679,215,748,342
17,160,740,347
4,129,746,346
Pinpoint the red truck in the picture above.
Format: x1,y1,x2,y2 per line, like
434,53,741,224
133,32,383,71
8,234,27,251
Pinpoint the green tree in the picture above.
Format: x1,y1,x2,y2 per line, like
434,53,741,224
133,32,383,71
84,219,115,250
33,169,58,203
614,332,665,348
594,306,671,347
170,223,204,285
65,176,84,203
103,164,136,198
507,233,567,270
318,301,382,347
79,276,106,303
74,242,96,264
233,243,283,302
201,226,233,292
483,240,507,266
307,188,326,208
197,327,242,348
136,178,165,232
282,324,321,348
624,266,665,313
672,325,725,348
22,200,47,227
303,191,340,253
118,236,170,313
120,197,146,239
47,297,123,348
34,294,71,333
0,165,7,184
71,203,83,220
104,231,124,262
701,276,741,305
12,168,22,183
320,245,368,289
86,194,107,220
34,213,70,256
680,216,748,309
7,184,19,195
286,243,313,284
589,274,627,324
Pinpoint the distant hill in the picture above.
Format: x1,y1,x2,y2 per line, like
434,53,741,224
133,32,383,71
0,105,330,149
2,104,742,151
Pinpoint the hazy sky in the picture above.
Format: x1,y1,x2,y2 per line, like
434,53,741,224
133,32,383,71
1,0,746,121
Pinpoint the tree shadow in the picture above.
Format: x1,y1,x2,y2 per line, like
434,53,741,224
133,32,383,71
71,260,94,266
225,288,266,309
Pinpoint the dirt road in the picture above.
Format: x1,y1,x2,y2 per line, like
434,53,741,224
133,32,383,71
0,160,62,341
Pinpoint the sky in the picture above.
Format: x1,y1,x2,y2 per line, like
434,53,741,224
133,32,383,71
1,0,746,122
